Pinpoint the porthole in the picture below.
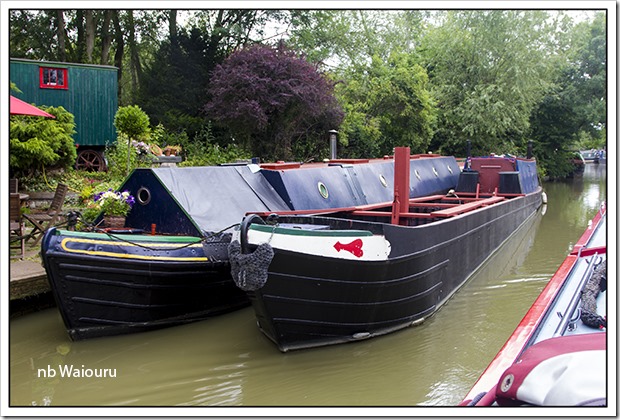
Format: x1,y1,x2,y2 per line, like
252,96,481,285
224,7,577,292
432,167,439,177
447,165,454,174
379,174,388,188
137,187,151,205
414,169,422,180
317,182,329,199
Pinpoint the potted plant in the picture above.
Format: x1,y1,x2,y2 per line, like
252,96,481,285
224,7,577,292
93,189,135,228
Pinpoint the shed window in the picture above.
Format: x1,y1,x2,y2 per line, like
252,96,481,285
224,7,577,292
39,67,68,89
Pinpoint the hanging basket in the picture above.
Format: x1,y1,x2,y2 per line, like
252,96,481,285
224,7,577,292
104,215,126,228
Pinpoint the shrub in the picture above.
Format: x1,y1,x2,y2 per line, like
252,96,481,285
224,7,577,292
9,106,77,177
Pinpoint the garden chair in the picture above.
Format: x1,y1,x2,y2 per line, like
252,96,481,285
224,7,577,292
24,183,69,245
10,193,26,259
9,178,18,193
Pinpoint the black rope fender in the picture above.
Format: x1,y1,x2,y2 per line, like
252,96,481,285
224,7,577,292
580,259,606,329
228,215,274,292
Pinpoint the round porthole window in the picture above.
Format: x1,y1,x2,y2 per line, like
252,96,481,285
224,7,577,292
432,167,439,177
317,182,329,199
447,165,454,174
379,174,388,188
414,169,422,180
137,187,151,205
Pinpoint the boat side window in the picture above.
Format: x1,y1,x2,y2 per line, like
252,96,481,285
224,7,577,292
317,182,329,199
137,187,151,205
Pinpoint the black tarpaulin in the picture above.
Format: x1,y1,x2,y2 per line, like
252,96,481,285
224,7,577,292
122,166,289,235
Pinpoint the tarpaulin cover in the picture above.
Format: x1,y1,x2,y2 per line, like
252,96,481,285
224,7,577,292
515,159,540,194
261,157,460,210
122,166,289,235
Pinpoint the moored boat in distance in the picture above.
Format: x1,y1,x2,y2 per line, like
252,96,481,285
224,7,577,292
230,147,544,352
460,203,607,407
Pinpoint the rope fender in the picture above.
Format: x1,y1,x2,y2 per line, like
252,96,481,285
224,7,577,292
228,240,274,291
580,259,606,329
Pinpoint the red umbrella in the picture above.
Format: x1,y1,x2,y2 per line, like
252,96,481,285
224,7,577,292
10,95,55,118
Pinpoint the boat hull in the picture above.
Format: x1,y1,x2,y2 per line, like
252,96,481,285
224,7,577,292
461,204,607,406
245,190,543,351
41,228,249,340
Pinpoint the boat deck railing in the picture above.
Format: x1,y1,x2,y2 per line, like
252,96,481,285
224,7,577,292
249,190,524,227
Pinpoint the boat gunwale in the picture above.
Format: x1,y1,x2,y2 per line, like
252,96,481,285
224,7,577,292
461,204,607,405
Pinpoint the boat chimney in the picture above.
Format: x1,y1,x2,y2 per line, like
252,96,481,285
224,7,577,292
466,139,471,158
394,147,411,224
527,140,533,159
329,130,338,160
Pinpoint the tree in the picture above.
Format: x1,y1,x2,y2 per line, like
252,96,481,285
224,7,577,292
336,52,436,157
529,12,607,178
9,106,77,177
114,105,150,175
205,44,343,162
419,10,560,157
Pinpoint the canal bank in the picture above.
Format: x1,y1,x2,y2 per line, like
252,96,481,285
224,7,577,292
9,249,55,317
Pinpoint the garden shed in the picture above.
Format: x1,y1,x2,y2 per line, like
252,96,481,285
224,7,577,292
9,58,118,171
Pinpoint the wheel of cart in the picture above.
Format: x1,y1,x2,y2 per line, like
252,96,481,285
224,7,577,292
76,149,108,172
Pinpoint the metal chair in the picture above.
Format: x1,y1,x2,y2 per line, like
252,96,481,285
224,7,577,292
24,183,69,245
10,193,26,259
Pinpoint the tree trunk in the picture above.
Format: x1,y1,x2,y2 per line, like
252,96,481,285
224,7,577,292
76,10,84,62
127,10,142,99
56,10,66,62
112,10,124,100
85,10,95,62
169,10,177,42
101,10,112,64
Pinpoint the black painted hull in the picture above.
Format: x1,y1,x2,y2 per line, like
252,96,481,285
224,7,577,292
41,229,248,340
247,190,543,351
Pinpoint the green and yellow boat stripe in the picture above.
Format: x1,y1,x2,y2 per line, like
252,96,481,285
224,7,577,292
60,237,209,262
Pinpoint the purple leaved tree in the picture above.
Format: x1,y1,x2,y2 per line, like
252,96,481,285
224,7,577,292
205,44,343,162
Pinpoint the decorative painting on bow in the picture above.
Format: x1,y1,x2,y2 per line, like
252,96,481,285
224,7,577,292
333,239,364,257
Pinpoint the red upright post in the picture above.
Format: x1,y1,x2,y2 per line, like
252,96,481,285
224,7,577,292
393,147,411,225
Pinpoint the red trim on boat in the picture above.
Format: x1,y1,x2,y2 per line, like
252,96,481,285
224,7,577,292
462,204,606,404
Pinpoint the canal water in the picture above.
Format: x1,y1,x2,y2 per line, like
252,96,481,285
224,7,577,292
7,164,607,412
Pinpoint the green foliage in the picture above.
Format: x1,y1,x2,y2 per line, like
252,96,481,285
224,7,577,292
104,134,153,180
529,13,607,178
420,10,558,157
180,122,250,166
9,106,77,177
114,105,150,140
335,52,436,157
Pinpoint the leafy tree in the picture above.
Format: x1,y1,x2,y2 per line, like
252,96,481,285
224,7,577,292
419,10,560,157
287,10,430,68
529,12,607,178
114,105,150,175
9,106,77,177
205,43,343,161
336,52,436,157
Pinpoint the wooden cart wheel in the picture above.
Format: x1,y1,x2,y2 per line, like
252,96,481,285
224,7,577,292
76,149,107,172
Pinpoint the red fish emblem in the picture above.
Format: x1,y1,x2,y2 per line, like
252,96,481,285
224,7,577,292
333,239,364,258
